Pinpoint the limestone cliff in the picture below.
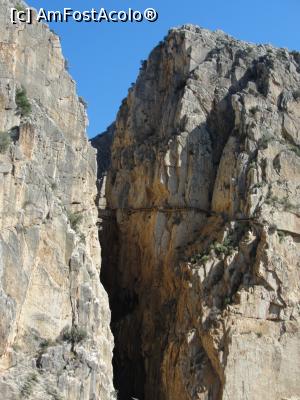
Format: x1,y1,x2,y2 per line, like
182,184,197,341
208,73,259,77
0,1,114,399
94,25,300,400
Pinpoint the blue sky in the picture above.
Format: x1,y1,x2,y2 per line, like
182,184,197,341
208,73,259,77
27,0,300,138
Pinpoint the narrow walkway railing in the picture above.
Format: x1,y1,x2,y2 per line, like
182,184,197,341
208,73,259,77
97,207,300,236
98,206,213,219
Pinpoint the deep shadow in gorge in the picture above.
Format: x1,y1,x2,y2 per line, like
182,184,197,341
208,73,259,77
91,130,146,400
99,216,146,400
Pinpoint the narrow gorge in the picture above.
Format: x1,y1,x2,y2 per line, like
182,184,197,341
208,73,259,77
1,1,300,400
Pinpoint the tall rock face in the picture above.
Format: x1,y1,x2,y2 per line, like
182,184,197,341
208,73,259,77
0,1,114,399
96,25,300,400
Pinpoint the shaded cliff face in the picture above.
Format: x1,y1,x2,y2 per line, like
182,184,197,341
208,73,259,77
95,25,300,400
0,1,114,399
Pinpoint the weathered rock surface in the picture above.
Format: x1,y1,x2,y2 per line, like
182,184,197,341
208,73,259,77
0,1,114,399
95,25,300,400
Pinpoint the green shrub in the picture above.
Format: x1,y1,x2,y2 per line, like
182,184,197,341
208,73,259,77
291,50,300,63
79,96,88,109
265,194,280,206
277,230,285,243
249,106,259,115
223,296,231,306
0,131,11,153
209,239,234,257
22,200,34,208
266,194,299,212
79,232,86,243
188,252,208,264
188,240,234,265
248,160,256,170
71,326,87,343
15,3,26,12
172,214,181,225
258,134,273,149
12,343,21,352
268,223,277,233
293,90,300,100
62,326,87,344
111,390,119,400
289,144,300,157
67,211,83,231
16,87,31,116
20,373,38,398
46,386,63,400
252,181,264,189
40,338,55,351
200,254,210,264
282,199,295,211
10,126,20,142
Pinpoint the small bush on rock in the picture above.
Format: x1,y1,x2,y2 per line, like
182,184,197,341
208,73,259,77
15,3,26,12
20,373,38,398
79,96,88,109
16,87,31,116
62,326,87,344
111,390,119,400
46,385,63,400
67,211,83,231
289,144,300,157
40,338,55,351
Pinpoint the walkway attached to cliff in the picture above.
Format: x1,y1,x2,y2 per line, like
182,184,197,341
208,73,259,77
98,206,213,219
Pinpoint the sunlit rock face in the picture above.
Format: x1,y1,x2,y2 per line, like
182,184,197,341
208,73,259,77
0,1,114,399
95,24,300,400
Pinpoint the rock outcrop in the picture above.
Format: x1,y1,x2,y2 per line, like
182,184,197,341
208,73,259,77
94,25,300,400
0,1,114,399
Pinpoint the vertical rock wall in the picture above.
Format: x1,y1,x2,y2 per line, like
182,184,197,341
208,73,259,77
0,1,114,399
97,25,300,400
